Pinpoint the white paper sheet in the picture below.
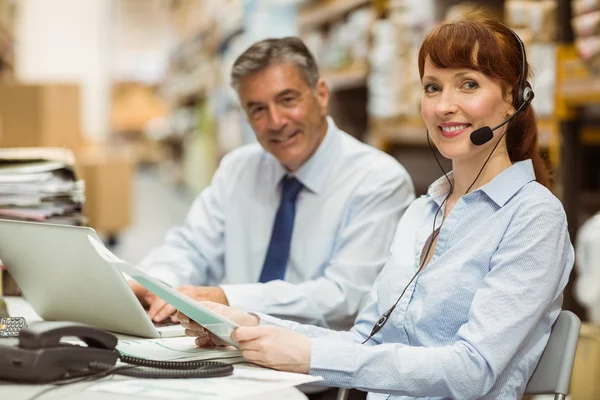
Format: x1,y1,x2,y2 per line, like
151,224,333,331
87,365,323,399
116,336,242,361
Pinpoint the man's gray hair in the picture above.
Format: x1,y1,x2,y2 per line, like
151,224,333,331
231,37,320,90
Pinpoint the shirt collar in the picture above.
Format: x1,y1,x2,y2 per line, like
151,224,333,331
272,116,338,194
426,172,454,206
479,159,536,206
426,159,537,207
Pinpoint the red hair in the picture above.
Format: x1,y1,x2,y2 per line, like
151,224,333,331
417,12,550,188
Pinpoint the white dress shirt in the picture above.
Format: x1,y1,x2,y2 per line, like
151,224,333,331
137,117,415,329
575,212,600,323
259,160,574,399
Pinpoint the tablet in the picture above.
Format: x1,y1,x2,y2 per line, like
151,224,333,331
87,235,240,347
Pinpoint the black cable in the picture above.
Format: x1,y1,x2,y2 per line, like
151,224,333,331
361,132,452,345
26,385,60,400
90,360,233,379
119,354,229,370
25,354,235,400
25,365,136,400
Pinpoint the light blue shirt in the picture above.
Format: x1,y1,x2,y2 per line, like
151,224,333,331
138,117,415,329
260,160,574,399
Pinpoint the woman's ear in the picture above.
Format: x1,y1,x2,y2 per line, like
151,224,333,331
504,90,516,117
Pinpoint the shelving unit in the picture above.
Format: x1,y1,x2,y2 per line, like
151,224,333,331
299,0,373,140
368,116,428,150
321,63,369,92
554,41,597,233
299,0,371,31
550,0,600,319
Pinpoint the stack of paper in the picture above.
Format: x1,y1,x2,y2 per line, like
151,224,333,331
115,336,243,362
0,148,85,225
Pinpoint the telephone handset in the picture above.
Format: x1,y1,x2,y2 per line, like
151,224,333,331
0,321,233,383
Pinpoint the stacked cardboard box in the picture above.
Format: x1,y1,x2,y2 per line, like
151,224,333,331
0,84,81,151
368,1,434,119
0,83,133,239
505,0,557,118
506,0,556,43
75,142,134,240
572,0,600,72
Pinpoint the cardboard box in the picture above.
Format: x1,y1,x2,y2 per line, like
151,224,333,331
0,84,81,151
111,83,167,135
570,323,600,400
573,11,600,37
573,0,600,17
506,0,556,42
76,145,133,236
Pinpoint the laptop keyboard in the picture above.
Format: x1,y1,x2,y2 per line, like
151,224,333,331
153,319,180,328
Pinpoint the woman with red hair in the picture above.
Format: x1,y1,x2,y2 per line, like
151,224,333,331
179,13,574,400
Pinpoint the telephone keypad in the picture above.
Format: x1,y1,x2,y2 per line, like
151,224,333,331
0,317,27,337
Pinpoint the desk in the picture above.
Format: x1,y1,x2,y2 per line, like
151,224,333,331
0,297,309,400
1,379,309,400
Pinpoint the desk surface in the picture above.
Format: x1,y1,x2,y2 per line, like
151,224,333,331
1,379,309,400
0,297,309,400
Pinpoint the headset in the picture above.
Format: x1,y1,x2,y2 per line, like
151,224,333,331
469,27,535,146
362,24,535,344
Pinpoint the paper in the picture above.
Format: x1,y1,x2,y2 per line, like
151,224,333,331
0,148,84,225
0,147,76,165
116,336,242,361
0,161,67,175
87,235,240,348
88,365,323,399
0,171,53,183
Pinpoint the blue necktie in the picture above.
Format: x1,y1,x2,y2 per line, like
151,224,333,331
259,176,303,283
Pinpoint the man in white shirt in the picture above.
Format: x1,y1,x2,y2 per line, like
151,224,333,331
130,37,415,329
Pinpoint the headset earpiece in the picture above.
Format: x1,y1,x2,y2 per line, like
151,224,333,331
511,28,535,109
522,83,534,104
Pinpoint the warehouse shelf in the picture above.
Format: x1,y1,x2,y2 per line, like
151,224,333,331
322,64,368,92
299,0,370,31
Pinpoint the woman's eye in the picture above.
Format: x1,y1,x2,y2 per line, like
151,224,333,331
423,84,439,93
463,80,479,90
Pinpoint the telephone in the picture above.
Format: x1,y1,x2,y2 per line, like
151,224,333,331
0,321,233,383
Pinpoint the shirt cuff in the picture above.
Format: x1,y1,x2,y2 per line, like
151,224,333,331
219,283,267,311
144,268,181,288
253,312,287,327
309,338,357,387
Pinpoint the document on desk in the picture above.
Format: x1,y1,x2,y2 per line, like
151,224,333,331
87,235,240,348
87,365,322,399
116,336,242,361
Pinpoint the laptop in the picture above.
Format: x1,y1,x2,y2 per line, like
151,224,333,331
0,219,184,338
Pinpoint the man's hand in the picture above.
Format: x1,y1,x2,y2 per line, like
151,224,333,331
128,280,157,308
148,285,229,322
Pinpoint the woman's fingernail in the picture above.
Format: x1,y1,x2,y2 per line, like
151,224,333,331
180,315,189,323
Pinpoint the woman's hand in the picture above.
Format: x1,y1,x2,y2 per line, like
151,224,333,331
232,325,312,374
177,301,260,347
178,303,311,374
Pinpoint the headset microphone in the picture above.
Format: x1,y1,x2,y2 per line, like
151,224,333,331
469,85,534,146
